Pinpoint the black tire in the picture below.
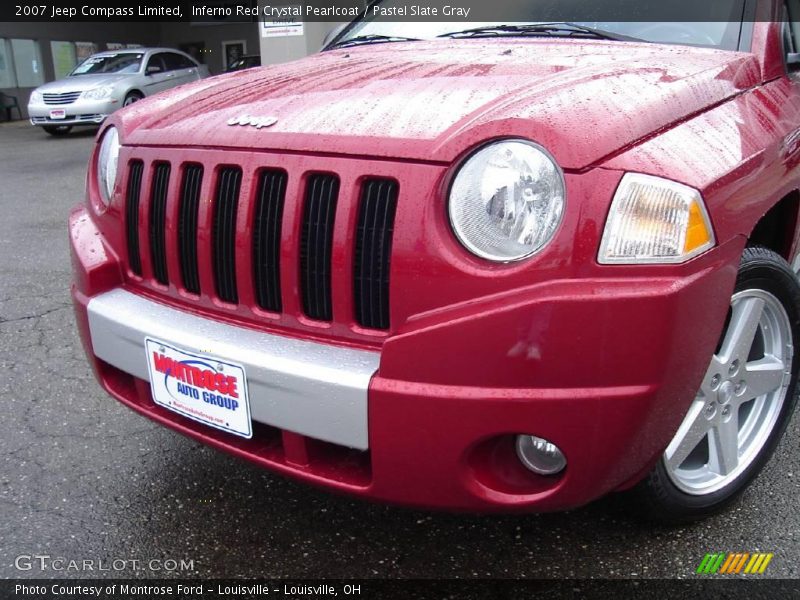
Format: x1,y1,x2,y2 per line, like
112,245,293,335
42,125,72,136
631,246,800,524
123,92,143,107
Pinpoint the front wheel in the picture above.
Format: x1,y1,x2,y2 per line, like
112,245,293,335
634,247,800,523
123,92,143,106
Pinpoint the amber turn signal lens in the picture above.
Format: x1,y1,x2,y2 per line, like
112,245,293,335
599,173,715,264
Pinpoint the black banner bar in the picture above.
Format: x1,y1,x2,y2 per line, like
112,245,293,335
3,579,800,600
0,0,776,23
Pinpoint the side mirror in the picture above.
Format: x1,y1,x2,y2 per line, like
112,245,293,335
146,65,162,75
321,24,347,50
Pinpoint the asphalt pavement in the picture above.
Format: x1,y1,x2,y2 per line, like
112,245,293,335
1,120,799,581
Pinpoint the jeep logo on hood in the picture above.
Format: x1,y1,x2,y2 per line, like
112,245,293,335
227,115,278,129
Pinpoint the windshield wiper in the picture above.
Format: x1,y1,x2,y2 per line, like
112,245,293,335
327,34,421,50
438,23,644,43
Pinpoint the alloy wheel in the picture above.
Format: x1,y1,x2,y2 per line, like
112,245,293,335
664,289,793,495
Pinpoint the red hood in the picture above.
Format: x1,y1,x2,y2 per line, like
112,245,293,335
118,39,760,169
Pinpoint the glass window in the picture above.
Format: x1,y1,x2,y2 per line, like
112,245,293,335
0,39,16,88
10,39,44,87
146,54,167,73
71,52,143,75
164,53,195,71
50,41,76,79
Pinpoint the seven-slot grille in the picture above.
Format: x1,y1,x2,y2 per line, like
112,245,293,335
124,161,398,332
43,91,82,105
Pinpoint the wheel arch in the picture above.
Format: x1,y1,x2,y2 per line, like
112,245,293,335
746,190,800,264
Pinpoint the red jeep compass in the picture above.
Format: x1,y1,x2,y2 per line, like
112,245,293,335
70,1,800,521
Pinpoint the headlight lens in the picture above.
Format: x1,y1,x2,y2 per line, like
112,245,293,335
598,173,715,264
29,90,42,103
83,86,114,100
96,127,120,206
448,140,566,262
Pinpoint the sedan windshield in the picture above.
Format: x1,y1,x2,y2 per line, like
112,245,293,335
70,53,143,76
331,0,747,50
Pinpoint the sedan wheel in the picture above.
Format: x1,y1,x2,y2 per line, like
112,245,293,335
633,247,800,523
123,93,143,107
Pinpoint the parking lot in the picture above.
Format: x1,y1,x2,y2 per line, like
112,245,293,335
1,119,799,580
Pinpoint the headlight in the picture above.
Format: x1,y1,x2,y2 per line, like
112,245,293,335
83,86,114,100
598,173,715,264
29,90,42,104
448,140,566,262
96,127,120,206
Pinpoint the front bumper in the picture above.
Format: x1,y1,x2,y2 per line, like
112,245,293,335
70,204,744,511
28,97,117,126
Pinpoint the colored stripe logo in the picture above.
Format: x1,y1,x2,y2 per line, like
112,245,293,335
696,553,773,574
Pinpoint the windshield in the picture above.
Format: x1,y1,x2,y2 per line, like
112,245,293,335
331,0,747,50
69,53,144,76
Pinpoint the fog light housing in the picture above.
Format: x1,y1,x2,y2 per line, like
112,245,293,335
516,435,566,475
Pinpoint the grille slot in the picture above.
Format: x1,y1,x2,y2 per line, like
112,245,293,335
212,167,243,304
125,161,144,276
43,91,81,105
354,179,398,330
300,174,339,321
148,163,171,285
178,164,204,295
252,170,287,313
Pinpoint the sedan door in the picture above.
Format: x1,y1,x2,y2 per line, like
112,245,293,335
142,53,174,95
163,53,201,88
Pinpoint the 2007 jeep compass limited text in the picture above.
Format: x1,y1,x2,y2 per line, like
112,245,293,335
70,0,800,522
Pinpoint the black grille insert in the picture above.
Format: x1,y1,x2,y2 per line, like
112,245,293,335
300,174,339,321
212,167,243,304
148,162,171,285
178,164,203,294
125,161,144,276
252,170,287,313
354,179,398,330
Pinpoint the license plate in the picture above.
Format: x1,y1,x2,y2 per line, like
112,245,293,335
49,109,66,120
144,338,252,439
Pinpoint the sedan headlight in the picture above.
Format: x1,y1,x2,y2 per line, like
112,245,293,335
598,173,715,264
448,140,566,262
29,90,42,104
96,127,120,206
83,86,114,100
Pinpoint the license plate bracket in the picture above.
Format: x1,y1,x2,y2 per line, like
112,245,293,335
144,338,252,439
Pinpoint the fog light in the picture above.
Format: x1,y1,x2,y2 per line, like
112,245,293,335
516,435,566,475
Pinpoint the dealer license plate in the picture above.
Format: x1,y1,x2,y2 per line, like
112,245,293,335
49,109,66,120
144,338,252,439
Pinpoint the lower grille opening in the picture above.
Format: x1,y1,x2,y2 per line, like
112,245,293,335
97,361,372,488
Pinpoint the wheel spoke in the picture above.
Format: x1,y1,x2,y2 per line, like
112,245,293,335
665,398,712,470
719,297,765,363
744,356,786,401
709,414,740,476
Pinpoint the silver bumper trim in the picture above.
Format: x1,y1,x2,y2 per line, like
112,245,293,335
87,289,377,450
